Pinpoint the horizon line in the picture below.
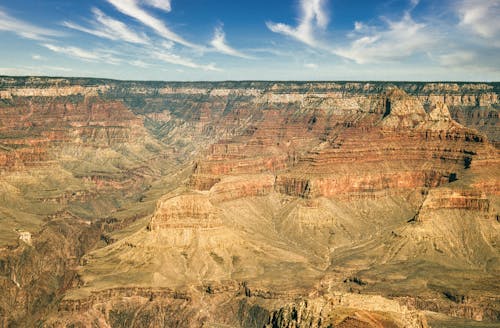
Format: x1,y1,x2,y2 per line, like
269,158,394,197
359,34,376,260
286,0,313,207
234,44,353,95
1,75,499,84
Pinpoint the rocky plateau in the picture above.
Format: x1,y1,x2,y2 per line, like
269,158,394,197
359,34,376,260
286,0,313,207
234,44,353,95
0,77,499,327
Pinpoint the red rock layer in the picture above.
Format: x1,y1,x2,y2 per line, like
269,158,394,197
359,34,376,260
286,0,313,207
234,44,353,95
190,90,496,200
0,98,143,168
417,188,490,219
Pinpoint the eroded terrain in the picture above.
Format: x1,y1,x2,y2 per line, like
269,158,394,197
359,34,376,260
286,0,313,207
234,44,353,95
0,77,499,327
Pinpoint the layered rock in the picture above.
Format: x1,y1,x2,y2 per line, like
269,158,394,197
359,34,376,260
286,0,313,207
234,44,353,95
148,194,222,230
0,77,498,327
0,85,109,99
209,174,275,202
274,91,494,199
418,188,490,215
0,99,145,169
262,294,427,328
381,88,427,128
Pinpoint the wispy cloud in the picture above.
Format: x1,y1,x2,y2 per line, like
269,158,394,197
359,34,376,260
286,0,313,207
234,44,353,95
106,0,199,49
210,25,253,59
154,51,219,71
409,0,420,10
38,65,73,72
143,0,172,12
42,43,122,65
267,0,329,47
0,9,61,40
43,44,100,61
61,5,215,71
439,51,476,67
457,0,500,40
246,45,296,57
131,59,151,68
63,8,149,45
334,13,434,64
304,63,318,69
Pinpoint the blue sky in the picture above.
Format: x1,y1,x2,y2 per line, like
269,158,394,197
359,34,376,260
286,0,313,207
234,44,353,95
0,0,499,81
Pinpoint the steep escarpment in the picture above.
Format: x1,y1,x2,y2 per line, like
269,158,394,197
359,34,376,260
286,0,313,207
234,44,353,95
274,92,494,199
0,77,498,327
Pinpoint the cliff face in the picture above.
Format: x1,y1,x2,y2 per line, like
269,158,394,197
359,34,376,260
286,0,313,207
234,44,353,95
0,77,499,327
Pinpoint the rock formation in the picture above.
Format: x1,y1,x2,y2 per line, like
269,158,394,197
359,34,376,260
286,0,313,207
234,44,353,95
0,77,498,327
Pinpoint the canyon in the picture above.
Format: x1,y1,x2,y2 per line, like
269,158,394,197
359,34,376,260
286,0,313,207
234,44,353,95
0,77,498,327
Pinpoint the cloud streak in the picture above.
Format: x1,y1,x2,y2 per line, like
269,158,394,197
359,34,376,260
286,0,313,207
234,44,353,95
0,9,61,40
63,8,149,45
210,25,253,59
143,0,172,12
42,43,122,65
154,51,218,71
457,0,500,40
267,0,329,47
43,44,100,61
334,13,434,64
106,0,199,49
58,1,218,71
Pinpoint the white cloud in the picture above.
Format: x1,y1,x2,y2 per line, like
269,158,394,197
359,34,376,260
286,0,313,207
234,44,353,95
41,66,73,72
43,44,100,61
439,51,475,66
334,13,434,64
63,8,149,45
32,54,43,60
304,63,318,69
161,40,174,50
247,45,297,57
0,10,61,40
142,0,171,12
210,25,252,59
154,51,219,71
42,43,122,65
457,0,500,39
354,21,364,31
131,59,150,68
267,0,329,47
106,0,199,49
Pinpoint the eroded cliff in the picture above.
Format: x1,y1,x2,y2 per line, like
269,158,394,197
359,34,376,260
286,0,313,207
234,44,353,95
0,77,498,327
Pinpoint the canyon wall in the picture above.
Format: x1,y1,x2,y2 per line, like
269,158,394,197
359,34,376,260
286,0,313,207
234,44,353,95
0,77,498,327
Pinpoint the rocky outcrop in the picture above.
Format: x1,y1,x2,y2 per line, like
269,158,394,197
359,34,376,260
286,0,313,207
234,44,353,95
209,174,275,202
245,294,428,328
382,88,427,128
270,90,495,199
428,101,452,122
397,295,500,322
54,288,429,328
0,85,109,99
0,216,101,326
148,194,222,230
418,188,490,215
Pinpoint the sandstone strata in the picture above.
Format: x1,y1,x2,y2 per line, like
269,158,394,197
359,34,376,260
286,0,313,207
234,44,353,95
0,77,498,327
